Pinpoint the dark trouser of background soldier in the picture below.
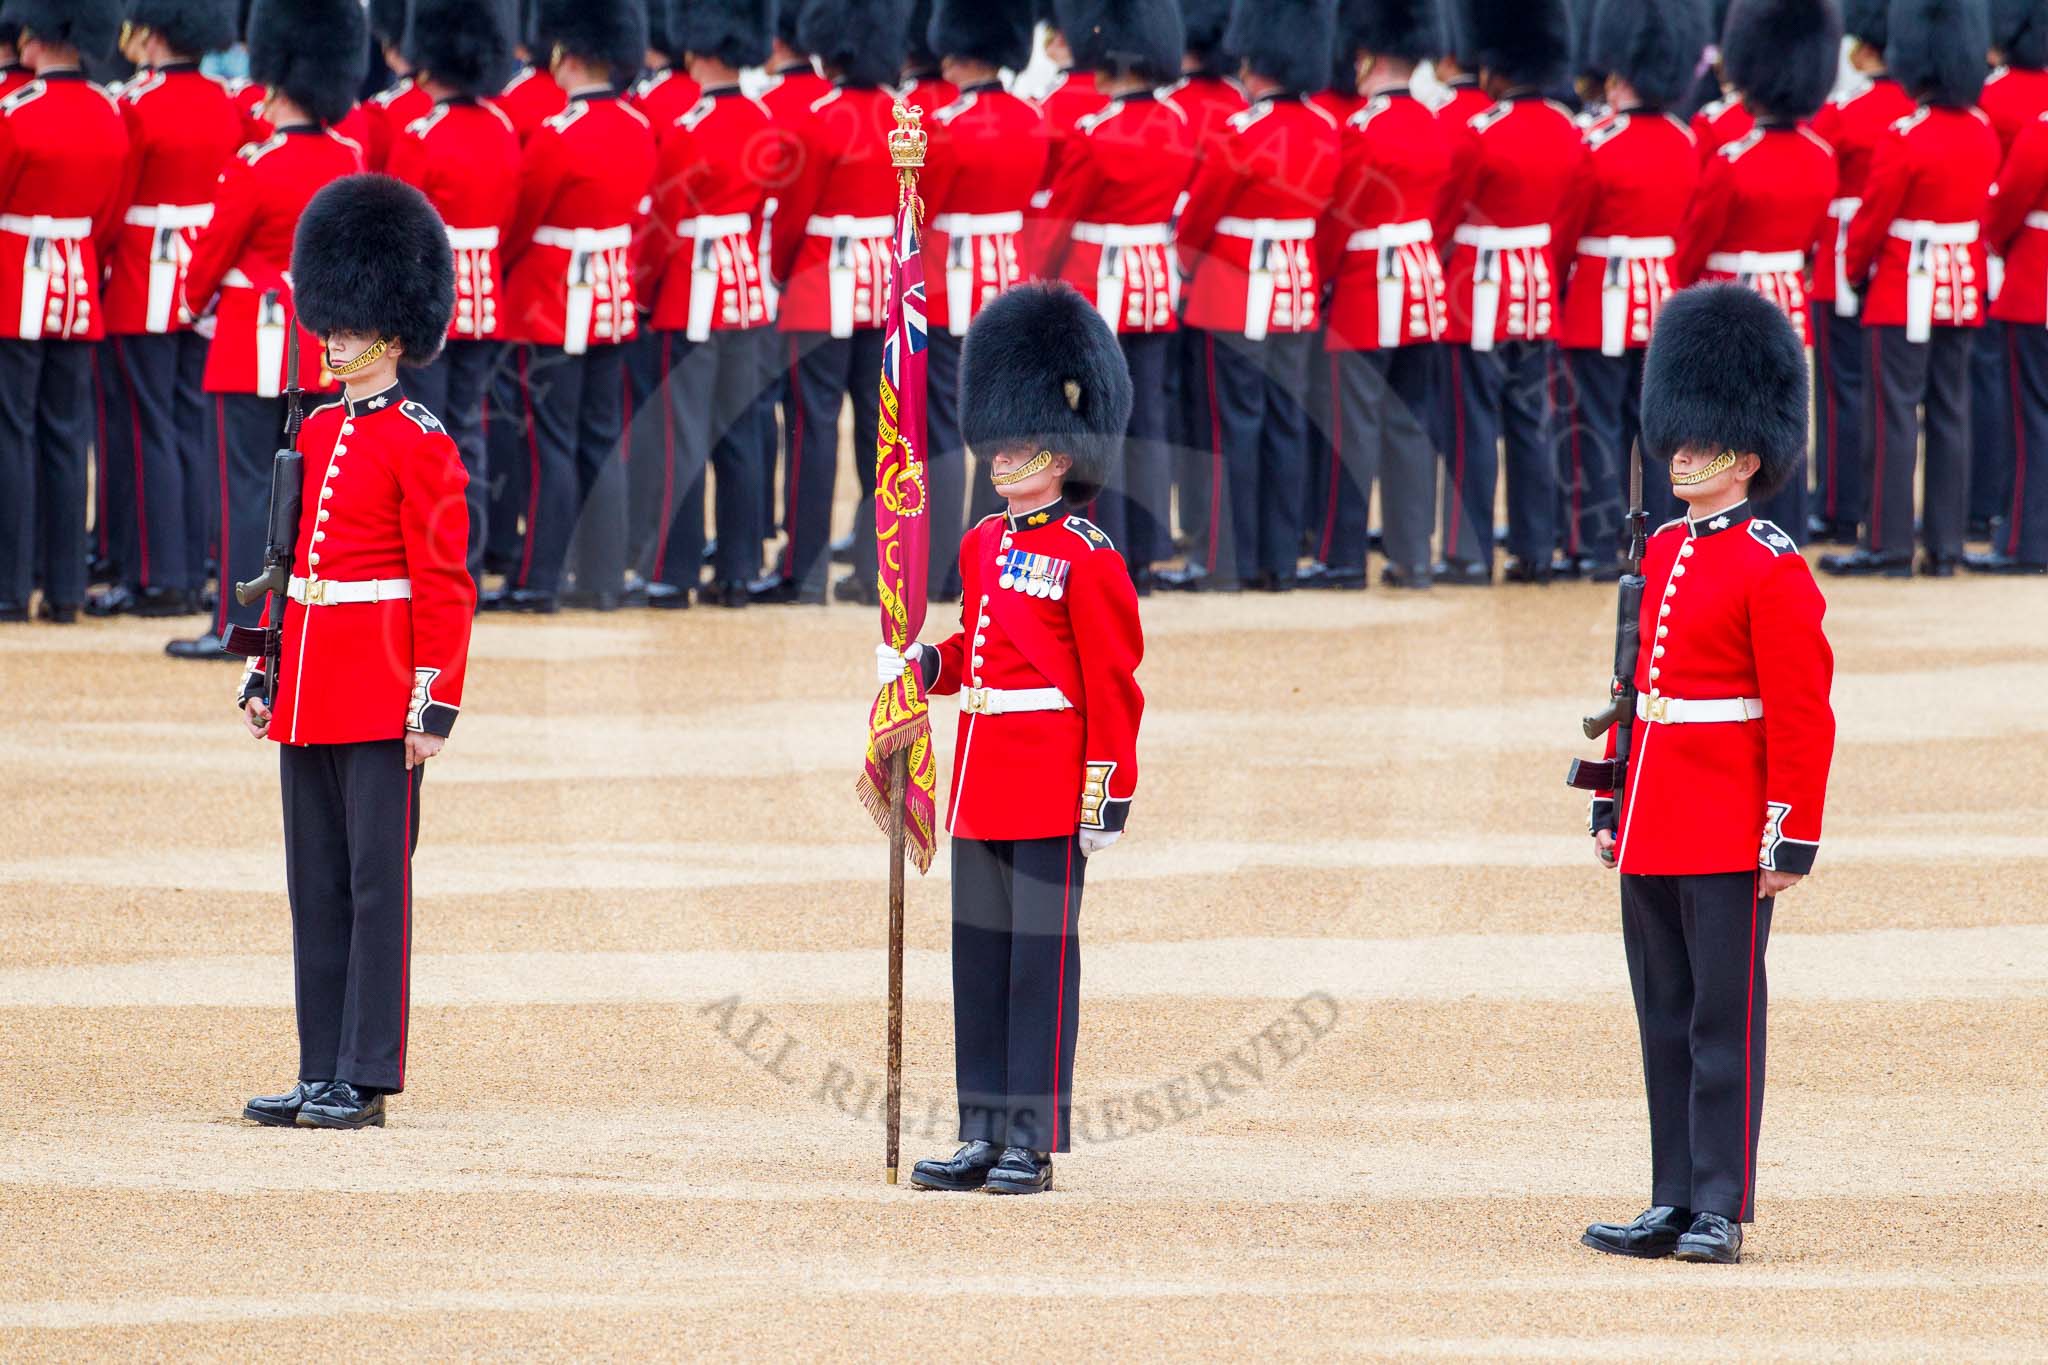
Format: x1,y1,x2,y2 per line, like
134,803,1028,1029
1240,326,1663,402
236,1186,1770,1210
751,340,785,576
91,334,212,616
91,341,126,587
280,741,421,1098
1087,334,1170,591
405,337,499,592
760,329,882,603
1300,329,1336,573
1555,348,1651,579
650,329,765,608
1621,871,1773,1226
1207,329,1315,591
484,349,529,578
949,834,1087,1156
1810,309,1865,542
924,327,969,600
494,342,629,609
1316,346,1439,589
622,325,676,601
1973,324,2048,570
0,339,94,621
1160,326,1224,588
209,392,284,633
1967,320,2013,537
1441,341,1556,584
1861,325,1971,572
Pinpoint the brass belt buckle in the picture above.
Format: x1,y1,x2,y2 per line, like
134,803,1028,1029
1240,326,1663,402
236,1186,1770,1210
302,577,327,606
1646,695,1670,723
963,687,989,715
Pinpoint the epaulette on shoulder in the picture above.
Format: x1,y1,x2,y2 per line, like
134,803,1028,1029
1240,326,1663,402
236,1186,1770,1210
399,399,446,434
1747,518,1798,555
1063,515,1116,552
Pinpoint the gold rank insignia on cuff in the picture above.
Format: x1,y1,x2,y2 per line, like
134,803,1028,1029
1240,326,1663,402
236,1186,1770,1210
998,549,1071,600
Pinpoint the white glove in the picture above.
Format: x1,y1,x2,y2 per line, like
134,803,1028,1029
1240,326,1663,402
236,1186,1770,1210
876,642,913,686
1079,828,1121,857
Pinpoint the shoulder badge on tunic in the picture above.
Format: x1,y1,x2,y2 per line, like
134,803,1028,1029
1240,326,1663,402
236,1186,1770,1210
1747,519,1796,554
399,400,445,433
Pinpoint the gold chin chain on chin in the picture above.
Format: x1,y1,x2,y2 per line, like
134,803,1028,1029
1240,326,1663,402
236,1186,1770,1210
328,336,392,376
991,450,1055,487
1672,449,1738,486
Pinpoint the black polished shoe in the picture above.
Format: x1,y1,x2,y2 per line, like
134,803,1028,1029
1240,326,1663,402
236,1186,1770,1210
559,588,621,611
1501,556,1552,585
1245,570,1293,593
37,598,79,624
244,1080,328,1127
85,584,139,617
1378,562,1432,590
748,574,824,605
1581,1205,1690,1259
483,587,561,614
985,1146,1053,1194
829,531,855,565
1431,559,1492,587
909,1140,1003,1192
0,601,27,623
1919,554,1959,578
1818,549,1912,578
1549,554,1588,581
1154,563,1235,593
645,581,692,610
165,633,236,661
1964,551,2048,575
295,1081,386,1130
1298,562,1367,590
1673,1211,1744,1264
833,574,880,606
698,579,750,608
1806,515,1860,546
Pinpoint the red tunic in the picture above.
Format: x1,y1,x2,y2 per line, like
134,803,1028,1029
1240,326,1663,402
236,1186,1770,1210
640,87,776,336
0,71,129,342
495,64,569,144
1554,107,1700,354
1842,105,2000,331
898,73,959,122
629,65,703,130
220,75,270,143
1177,94,1341,336
385,97,522,342
1808,74,1916,313
243,384,476,745
500,89,655,349
1986,112,2048,323
1690,94,1754,163
1600,504,1835,877
1036,90,1195,335
1439,92,1586,346
1978,64,2048,157
770,83,899,335
1317,90,1452,351
754,62,835,320
1429,78,1494,233
0,63,29,100
185,126,360,394
1676,124,1838,342
360,75,434,171
1161,72,1248,163
924,503,1144,842
1033,69,1111,207
921,82,1047,338
101,64,243,337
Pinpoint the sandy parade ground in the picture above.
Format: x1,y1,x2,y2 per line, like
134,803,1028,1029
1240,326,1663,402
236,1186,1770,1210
3,522,2047,1358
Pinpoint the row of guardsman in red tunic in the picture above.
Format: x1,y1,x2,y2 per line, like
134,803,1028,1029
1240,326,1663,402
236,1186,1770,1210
4,0,2043,644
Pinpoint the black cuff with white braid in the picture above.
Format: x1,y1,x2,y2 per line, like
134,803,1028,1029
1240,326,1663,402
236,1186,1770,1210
407,667,458,738
1589,797,1617,836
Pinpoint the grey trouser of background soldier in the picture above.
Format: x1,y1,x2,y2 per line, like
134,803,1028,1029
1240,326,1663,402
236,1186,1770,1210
778,330,883,595
405,338,498,590
642,328,767,589
1443,340,1555,572
1863,324,1971,564
102,331,213,596
508,342,628,599
1318,345,1439,576
0,338,93,610
1199,328,1316,586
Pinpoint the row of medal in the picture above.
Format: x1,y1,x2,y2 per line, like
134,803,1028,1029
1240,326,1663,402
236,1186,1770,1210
996,548,1071,600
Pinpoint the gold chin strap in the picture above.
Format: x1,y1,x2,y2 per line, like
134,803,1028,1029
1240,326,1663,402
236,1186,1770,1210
1671,449,1739,486
328,336,392,376
990,449,1055,487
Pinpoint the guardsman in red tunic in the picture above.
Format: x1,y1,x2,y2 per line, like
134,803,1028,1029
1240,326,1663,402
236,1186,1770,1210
1975,103,2048,570
898,0,959,119
0,0,127,626
1175,0,1341,592
385,0,520,593
1579,284,1834,1266
1552,0,1709,582
632,0,778,609
1025,7,1110,268
1435,0,1584,584
1677,0,1841,536
918,0,1045,600
1036,0,1190,591
881,284,1143,1196
1307,0,1450,591
494,13,571,146
752,0,903,605
483,0,654,612
85,0,243,621
1805,0,1910,543
1823,0,2000,578
169,0,364,658
359,0,432,172
235,175,473,1132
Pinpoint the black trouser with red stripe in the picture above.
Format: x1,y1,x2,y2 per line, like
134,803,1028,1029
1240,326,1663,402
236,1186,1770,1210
1812,308,1866,529
1318,345,1439,575
779,330,884,595
280,739,423,1094
1172,325,1216,568
0,338,93,610
92,340,127,578
509,342,628,598
208,391,284,632
925,327,970,598
1621,870,1774,1222
1969,319,2014,531
950,832,1088,1154
1443,341,1557,571
1999,321,2048,562
1863,324,1971,563
641,329,768,589
1090,333,1171,574
1199,329,1314,585
484,348,529,576
1555,348,1681,567
405,339,498,591
103,333,211,595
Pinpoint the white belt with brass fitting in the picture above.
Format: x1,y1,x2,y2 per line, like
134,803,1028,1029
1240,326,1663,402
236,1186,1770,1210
676,213,753,239
1346,219,1433,251
959,686,1071,716
1453,223,1551,251
1217,215,1317,241
1888,219,1978,246
532,224,632,251
0,213,91,239
1071,220,1174,247
288,575,413,606
1575,234,1676,259
446,225,501,250
1636,694,1764,724
125,203,214,229
804,213,892,239
1706,249,1806,274
2024,211,2048,232
933,210,1024,237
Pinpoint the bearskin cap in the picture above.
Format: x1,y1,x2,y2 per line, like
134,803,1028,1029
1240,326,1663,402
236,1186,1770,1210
1225,0,1336,92
533,0,647,79
1888,0,1991,107
0,0,123,58
1992,0,2048,69
248,0,369,125
798,0,907,86
1640,283,1808,497
125,0,239,57
404,0,515,91
292,174,456,366
673,0,774,68
931,0,1034,69
1056,0,1183,83
1722,0,1842,119
1339,0,1445,65
1590,0,1712,108
1460,0,1571,86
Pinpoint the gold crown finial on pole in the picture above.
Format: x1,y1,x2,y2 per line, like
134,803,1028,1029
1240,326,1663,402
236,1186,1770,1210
890,102,927,226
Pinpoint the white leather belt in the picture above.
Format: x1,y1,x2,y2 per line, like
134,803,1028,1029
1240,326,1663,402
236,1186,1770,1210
1576,235,1675,259
1707,250,1806,274
125,203,213,229
1827,196,1861,220
676,213,752,239
0,213,91,239
446,225,500,250
1346,219,1433,251
1071,221,1173,247
959,686,1071,716
1217,215,1316,241
288,575,413,606
1636,694,1764,724
805,213,891,238
933,210,1023,236
223,267,256,288
532,224,632,251
1889,219,1978,246
1454,223,1551,251
2026,211,2048,232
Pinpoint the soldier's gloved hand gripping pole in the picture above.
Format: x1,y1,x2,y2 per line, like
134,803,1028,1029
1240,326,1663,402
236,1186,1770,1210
1566,441,1649,864
221,314,305,704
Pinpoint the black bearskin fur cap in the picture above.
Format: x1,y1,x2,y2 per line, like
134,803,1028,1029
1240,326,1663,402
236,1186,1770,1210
961,282,1134,506
1461,0,1571,86
1640,283,1808,497
931,0,1034,69
1,0,122,58
1723,0,1842,119
1842,0,1888,44
1993,0,2048,69
1225,0,1336,92
534,0,647,78
248,0,369,125
369,0,407,46
673,0,774,68
292,174,455,366
1184,0,1230,65
1057,0,1183,85
1590,0,1711,107
126,0,239,57
1888,0,1991,107
1340,0,1445,64
406,0,515,91
798,0,908,86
